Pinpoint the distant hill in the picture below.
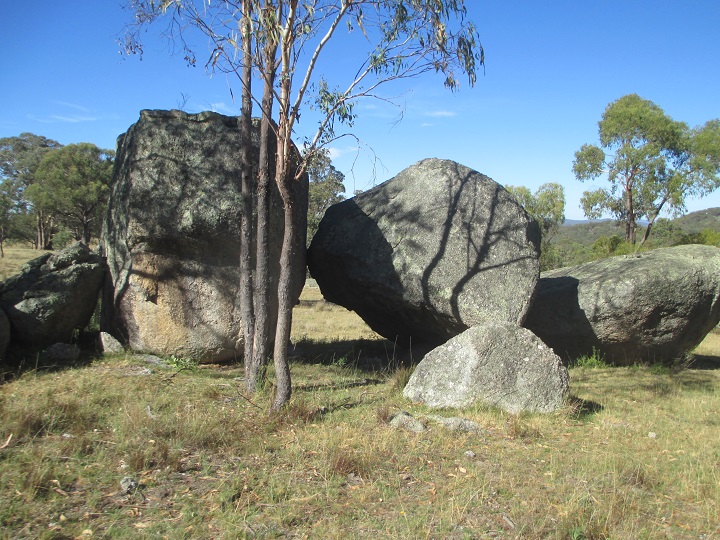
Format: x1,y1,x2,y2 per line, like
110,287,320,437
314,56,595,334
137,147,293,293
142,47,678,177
671,208,720,233
555,208,720,246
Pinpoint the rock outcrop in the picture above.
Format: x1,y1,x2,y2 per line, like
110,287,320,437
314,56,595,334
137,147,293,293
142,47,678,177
101,109,307,363
307,158,541,348
524,244,720,365
403,321,569,413
0,242,104,353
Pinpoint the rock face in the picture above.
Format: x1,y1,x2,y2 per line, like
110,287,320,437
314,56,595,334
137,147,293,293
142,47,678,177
403,322,569,413
0,243,104,351
307,158,541,347
0,308,10,361
101,109,307,362
524,244,720,365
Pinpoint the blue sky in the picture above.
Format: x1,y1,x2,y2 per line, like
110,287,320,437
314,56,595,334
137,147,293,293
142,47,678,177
1,1,719,220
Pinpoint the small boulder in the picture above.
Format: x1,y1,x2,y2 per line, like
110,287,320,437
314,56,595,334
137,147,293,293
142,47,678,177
100,332,125,355
308,158,540,347
389,411,427,433
0,243,104,354
403,322,569,414
523,244,720,365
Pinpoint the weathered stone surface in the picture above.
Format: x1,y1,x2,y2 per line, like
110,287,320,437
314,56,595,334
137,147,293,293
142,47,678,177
308,158,540,347
524,244,720,365
101,109,307,362
0,242,104,352
389,411,427,433
403,322,569,414
99,332,124,354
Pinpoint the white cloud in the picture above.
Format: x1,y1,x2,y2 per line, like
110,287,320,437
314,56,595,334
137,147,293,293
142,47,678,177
327,145,358,160
53,101,92,113
50,114,98,123
424,110,456,118
209,102,238,115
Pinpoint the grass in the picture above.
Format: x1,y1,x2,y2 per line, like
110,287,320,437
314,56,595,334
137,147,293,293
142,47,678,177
1,246,719,538
0,244,45,281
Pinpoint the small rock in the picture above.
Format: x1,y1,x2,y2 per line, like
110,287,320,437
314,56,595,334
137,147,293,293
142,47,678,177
389,411,426,433
100,332,124,354
120,476,138,494
464,450,477,458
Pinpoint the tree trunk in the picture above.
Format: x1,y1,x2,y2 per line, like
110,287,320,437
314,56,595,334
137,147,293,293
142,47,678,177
625,185,636,244
239,0,257,392
271,194,296,412
246,20,279,393
250,83,276,385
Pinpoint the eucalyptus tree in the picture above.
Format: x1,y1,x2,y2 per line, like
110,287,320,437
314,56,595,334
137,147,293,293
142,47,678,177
0,133,63,249
573,94,720,245
27,143,114,245
505,183,565,270
306,148,345,245
123,0,484,410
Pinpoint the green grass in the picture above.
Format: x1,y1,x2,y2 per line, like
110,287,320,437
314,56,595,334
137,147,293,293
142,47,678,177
1,247,719,538
0,245,46,281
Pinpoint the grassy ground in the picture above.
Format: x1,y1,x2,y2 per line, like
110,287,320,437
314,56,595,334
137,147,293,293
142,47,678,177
0,245,44,281
1,247,719,539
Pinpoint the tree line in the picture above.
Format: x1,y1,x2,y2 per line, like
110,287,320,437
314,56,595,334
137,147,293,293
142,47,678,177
0,134,114,256
0,131,346,258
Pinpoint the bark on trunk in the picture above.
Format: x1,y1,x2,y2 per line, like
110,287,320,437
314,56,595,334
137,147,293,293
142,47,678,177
250,45,278,388
240,1,257,392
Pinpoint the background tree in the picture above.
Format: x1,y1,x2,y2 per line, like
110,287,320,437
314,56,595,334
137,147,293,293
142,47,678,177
306,148,345,245
124,0,484,410
573,94,720,245
505,182,565,270
26,143,114,245
0,133,63,249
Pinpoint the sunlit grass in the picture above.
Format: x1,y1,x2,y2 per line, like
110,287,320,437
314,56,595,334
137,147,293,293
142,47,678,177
0,245,45,281
1,247,719,538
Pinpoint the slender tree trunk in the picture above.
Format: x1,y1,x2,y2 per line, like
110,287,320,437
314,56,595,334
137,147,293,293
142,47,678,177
251,74,277,385
625,184,636,244
271,190,296,412
239,0,257,392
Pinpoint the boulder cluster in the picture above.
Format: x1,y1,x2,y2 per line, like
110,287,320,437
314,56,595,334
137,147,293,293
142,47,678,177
3,109,718,415
309,159,720,413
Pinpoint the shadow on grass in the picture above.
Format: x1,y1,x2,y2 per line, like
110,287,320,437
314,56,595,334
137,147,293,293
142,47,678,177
686,354,720,370
0,330,103,384
289,337,420,373
567,396,604,419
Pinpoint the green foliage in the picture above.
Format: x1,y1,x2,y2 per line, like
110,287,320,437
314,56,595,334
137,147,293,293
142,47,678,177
506,182,565,270
573,94,720,244
572,347,610,369
0,133,63,247
305,148,345,245
27,143,114,244
591,234,635,259
164,355,199,371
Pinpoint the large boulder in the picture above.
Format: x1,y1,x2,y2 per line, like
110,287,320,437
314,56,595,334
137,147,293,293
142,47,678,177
0,242,104,353
524,244,720,365
403,322,569,413
101,109,307,362
307,158,541,347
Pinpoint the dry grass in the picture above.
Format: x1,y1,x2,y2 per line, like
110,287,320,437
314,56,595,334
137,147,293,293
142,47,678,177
1,249,719,538
0,245,45,281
